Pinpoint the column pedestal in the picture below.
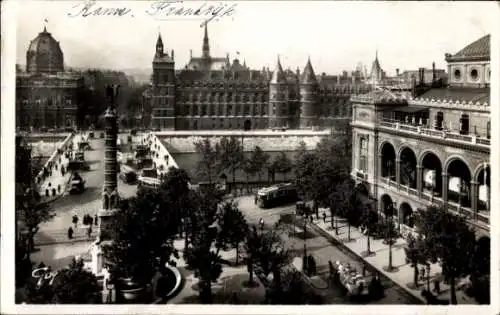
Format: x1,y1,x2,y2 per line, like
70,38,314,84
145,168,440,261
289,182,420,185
91,241,104,276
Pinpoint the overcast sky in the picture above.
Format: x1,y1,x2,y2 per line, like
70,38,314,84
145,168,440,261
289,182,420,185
15,1,497,75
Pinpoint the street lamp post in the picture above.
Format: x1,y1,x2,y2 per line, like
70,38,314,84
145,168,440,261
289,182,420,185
386,204,395,272
334,206,339,235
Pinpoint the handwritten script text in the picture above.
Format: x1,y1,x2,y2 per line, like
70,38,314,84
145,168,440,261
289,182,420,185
67,2,132,17
146,1,237,26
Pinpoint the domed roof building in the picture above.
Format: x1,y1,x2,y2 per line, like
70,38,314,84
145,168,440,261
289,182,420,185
16,26,84,131
26,27,64,74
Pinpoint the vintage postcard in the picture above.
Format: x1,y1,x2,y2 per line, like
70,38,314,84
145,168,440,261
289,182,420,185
1,1,499,314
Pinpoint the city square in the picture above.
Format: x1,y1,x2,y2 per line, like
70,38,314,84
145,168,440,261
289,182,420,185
5,0,496,311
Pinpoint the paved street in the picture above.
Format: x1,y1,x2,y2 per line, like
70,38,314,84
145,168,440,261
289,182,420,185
35,137,138,245
235,196,421,304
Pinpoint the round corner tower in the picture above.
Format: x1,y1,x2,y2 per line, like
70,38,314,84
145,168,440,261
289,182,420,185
268,56,289,128
299,58,318,128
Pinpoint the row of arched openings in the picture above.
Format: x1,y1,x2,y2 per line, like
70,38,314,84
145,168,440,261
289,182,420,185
380,142,490,213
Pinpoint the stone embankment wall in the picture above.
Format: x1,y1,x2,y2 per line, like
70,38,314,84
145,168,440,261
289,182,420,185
155,130,330,153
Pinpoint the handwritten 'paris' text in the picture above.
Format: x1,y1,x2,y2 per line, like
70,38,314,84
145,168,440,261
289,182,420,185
67,2,132,18
146,0,237,26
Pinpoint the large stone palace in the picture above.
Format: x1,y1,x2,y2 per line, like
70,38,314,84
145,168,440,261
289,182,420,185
143,25,378,131
16,26,84,131
350,34,491,237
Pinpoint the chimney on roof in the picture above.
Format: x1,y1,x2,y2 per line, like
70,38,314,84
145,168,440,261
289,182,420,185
396,68,400,76
171,49,174,60
432,62,436,85
411,75,417,97
418,67,424,86
190,49,193,59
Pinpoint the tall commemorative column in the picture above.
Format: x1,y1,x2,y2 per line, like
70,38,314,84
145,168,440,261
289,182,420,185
92,85,120,277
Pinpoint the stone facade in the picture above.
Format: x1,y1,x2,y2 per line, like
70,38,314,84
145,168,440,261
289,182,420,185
350,34,491,237
144,26,373,131
16,27,84,131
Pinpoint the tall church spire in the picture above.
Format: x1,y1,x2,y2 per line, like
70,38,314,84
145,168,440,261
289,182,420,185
156,32,164,57
202,23,210,59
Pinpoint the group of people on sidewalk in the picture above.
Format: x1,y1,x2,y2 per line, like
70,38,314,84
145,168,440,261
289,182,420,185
67,213,98,240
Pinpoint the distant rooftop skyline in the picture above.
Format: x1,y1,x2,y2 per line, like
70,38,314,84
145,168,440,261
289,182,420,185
15,1,497,76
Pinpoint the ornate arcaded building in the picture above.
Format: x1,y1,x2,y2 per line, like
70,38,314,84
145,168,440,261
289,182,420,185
350,34,491,237
143,25,373,130
16,26,84,131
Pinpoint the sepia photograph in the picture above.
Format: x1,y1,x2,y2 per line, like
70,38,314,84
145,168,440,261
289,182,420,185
1,0,499,314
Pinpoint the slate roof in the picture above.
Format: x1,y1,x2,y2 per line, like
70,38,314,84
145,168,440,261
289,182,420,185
446,34,490,61
270,57,286,84
415,87,490,104
453,34,490,58
301,58,317,84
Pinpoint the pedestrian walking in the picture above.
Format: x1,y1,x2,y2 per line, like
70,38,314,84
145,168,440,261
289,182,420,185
87,226,92,239
94,214,98,226
89,215,93,226
72,215,78,229
259,218,264,231
322,212,327,223
68,226,74,240
254,194,258,204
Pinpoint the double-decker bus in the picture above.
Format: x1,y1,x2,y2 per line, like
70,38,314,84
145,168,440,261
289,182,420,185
256,183,298,208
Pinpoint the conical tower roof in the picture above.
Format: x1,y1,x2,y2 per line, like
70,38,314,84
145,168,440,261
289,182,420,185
156,32,163,47
301,57,317,84
270,56,286,84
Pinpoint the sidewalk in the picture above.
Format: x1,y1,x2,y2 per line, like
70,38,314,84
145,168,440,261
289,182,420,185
37,135,82,201
310,209,475,304
35,224,98,246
